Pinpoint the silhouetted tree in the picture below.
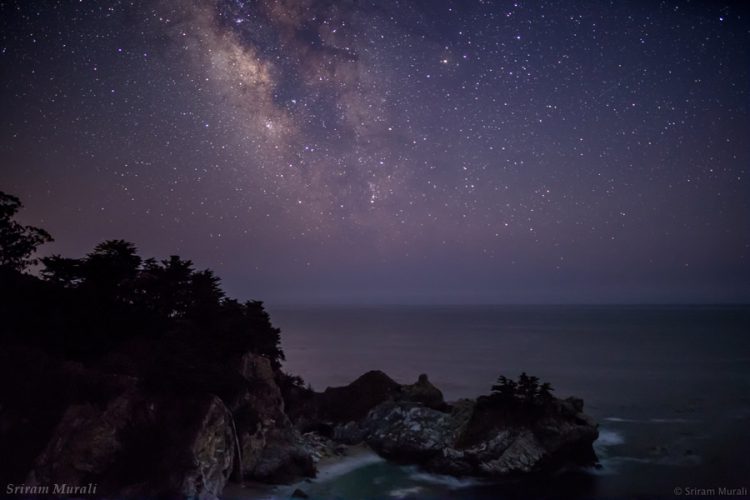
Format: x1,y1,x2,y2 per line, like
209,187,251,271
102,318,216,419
0,191,52,271
489,372,555,409
82,240,142,297
538,382,554,401
5,191,287,368
187,269,224,322
212,299,285,368
40,255,82,286
137,255,195,318
518,372,541,402
491,375,518,402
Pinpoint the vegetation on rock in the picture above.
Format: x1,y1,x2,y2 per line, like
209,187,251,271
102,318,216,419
489,372,555,407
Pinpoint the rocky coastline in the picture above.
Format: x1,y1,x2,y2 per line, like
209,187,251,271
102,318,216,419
284,370,599,480
1,344,599,499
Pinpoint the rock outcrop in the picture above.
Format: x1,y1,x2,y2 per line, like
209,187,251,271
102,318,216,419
318,370,404,423
359,395,598,477
0,345,315,498
285,373,599,480
399,373,446,410
363,401,458,461
283,371,446,434
232,353,314,483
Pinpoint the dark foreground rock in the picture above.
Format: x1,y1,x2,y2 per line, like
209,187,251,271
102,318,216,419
0,345,315,499
27,392,235,498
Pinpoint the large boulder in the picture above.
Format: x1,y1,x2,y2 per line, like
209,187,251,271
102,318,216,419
233,353,287,422
26,398,129,486
180,396,237,498
235,408,314,484
27,392,236,499
362,402,456,461
354,386,598,479
0,347,138,488
244,427,315,483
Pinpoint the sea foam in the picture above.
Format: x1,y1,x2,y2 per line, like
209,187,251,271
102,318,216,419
315,451,385,482
408,470,481,489
596,428,625,447
389,486,425,498
604,416,697,424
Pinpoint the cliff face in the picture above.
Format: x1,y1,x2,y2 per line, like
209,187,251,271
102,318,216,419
0,344,314,499
232,353,314,484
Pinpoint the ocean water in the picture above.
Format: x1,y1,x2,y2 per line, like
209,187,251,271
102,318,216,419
267,305,750,499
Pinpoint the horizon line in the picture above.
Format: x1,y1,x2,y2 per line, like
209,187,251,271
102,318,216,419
266,301,750,308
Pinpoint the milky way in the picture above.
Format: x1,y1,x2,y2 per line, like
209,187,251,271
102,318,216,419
1,1,748,303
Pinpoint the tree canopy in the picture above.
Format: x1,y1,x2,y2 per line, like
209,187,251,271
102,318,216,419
489,372,554,407
0,191,52,271
0,192,285,368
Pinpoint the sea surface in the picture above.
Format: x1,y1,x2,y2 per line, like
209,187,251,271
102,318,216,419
261,305,750,499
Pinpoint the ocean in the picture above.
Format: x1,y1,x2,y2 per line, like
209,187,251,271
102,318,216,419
264,305,750,499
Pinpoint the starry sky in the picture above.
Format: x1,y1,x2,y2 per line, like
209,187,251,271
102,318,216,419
1,0,748,304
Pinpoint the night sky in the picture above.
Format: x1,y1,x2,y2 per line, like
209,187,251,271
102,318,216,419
1,1,748,304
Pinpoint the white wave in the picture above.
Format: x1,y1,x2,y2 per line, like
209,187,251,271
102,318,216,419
409,471,480,489
649,418,695,423
315,451,386,482
389,486,424,498
595,429,625,447
602,454,701,467
604,416,697,424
